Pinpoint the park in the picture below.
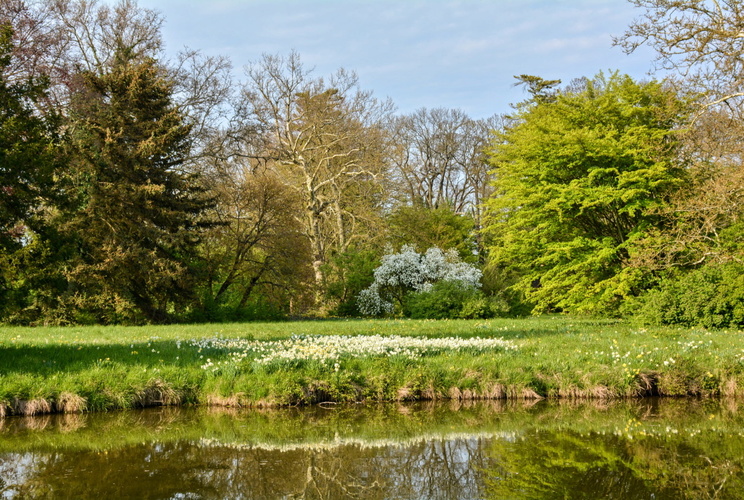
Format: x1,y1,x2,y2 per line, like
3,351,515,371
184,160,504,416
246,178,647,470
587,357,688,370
1,0,743,497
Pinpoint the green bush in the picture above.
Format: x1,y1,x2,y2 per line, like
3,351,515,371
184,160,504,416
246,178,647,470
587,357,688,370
189,294,286,323
324,249,379,317
404,281,496,320
459,295,499,319
635,263,744,329
232,297,287,322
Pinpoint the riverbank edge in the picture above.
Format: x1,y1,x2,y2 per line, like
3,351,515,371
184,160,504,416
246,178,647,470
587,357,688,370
3,317,743,419
2,374,741,418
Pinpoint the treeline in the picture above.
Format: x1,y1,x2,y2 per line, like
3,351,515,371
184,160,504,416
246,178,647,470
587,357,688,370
0,0,742,327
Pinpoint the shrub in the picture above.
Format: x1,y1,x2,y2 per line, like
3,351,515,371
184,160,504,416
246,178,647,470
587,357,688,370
357,245,482,316
324,249,379,317
459,295,500,319
405,281,480,319
635,263,744,329
189,294,286,323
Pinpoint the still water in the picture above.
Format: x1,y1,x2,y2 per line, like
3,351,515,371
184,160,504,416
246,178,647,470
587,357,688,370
1,398,743,499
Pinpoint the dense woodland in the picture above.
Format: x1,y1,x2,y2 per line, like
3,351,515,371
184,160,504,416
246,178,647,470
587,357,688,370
0,0,742,327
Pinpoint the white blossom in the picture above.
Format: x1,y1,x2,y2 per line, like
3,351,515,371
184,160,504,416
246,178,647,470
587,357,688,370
358,245,482,315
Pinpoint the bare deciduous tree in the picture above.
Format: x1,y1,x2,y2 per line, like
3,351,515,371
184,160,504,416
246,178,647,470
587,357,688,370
616,1,744,270
50,0,162,73
1,1,56,76
615,0,744,110
388,108,497,229
236,52,393,293
171,48,233,164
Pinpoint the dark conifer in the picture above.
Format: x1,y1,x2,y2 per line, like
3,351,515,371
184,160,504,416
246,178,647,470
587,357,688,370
66,50,212,323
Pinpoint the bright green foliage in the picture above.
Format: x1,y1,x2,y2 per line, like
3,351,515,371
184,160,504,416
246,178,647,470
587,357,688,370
485,72,688,315
65,51,212,324
635,262,744,329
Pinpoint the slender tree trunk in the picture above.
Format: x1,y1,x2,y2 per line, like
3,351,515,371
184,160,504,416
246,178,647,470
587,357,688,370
238,266,267,308
308,209,325,289
333,198,347,252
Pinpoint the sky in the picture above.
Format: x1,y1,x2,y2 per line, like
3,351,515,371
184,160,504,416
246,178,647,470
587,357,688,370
137,0,659,119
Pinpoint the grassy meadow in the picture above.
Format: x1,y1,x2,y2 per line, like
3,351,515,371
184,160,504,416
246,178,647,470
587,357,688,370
1,317,744,417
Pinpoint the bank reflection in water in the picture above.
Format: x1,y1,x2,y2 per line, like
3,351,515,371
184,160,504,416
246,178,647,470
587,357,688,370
1,399,743,499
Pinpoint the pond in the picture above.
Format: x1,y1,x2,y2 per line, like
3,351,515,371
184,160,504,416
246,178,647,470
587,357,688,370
1,398,743,499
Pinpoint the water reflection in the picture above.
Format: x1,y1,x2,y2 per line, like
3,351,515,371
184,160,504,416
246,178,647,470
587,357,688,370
1,399,743,499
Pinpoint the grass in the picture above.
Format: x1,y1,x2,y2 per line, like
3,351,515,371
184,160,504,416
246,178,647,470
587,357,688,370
1,316,743,416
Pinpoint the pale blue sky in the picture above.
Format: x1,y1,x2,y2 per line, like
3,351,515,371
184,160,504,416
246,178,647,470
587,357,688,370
139,0,658,118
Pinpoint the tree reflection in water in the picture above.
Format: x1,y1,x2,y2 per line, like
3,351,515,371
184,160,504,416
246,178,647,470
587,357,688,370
0,399,743,499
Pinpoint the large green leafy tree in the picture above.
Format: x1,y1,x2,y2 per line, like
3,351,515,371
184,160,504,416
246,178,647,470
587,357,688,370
0,23,66,322
0,27,49,243
66,50,212,324
484,72,688,315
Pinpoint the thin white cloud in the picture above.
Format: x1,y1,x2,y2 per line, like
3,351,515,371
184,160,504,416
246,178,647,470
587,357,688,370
142,0,659,118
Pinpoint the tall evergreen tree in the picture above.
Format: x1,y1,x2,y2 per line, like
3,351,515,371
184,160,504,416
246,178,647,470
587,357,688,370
66,50,211,323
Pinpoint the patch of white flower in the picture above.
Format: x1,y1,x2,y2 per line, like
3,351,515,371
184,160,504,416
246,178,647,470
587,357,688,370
189,334,517,370
358,245,483,315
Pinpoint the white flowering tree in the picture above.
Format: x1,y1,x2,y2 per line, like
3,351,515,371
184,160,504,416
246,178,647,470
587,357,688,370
357,245,482,316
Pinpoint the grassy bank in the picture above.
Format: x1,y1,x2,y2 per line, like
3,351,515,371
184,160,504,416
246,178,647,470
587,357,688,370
1,317,743,416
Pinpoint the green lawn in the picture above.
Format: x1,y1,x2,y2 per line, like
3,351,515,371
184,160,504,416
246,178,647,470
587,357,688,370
1,317,743,416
